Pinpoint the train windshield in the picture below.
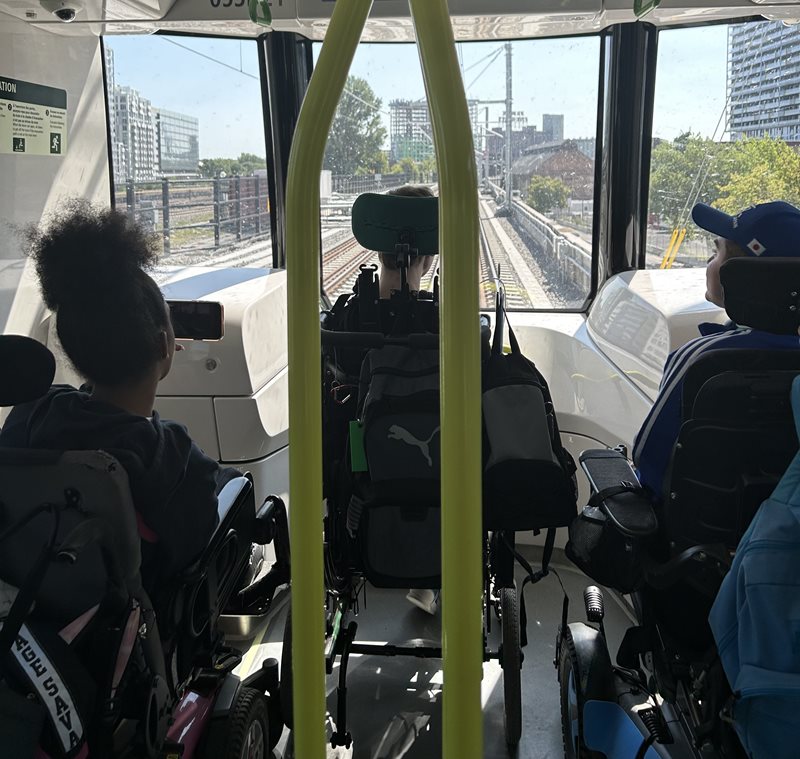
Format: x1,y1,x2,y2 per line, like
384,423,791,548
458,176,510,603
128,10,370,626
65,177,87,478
314,38,601,310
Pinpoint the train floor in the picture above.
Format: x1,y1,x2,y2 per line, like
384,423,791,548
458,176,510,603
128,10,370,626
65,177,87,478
232,546,634,759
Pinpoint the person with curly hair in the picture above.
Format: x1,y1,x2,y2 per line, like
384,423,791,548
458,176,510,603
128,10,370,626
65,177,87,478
0,200,236,592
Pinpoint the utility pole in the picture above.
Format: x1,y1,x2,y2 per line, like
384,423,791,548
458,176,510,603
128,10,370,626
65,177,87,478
502,42,513,214
484,106,490,186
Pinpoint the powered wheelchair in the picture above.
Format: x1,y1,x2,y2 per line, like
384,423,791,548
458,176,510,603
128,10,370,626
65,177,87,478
0,335,290,759
557,257,800,759
278,191,577,751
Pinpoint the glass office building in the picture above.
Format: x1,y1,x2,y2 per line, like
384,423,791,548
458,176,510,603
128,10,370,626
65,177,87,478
155,108,200,175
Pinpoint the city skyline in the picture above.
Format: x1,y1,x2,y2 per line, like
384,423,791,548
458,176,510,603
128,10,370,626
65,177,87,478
106,19,795,168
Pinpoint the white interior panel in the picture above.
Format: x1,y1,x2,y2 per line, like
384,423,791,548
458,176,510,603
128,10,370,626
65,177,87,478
0,15,109,336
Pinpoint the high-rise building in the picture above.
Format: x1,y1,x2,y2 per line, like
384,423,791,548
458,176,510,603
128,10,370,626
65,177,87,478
155,108,199,175
728,22,800,141
104,48,128,184
389,99,434,162
542,114,564,143
114,86,158,182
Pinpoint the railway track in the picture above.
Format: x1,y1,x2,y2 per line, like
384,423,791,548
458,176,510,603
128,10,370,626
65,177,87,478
322,236,375,298
319,202,545,310
479,198,554,309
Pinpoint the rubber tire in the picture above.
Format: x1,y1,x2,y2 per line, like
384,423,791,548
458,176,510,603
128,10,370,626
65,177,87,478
500,585,522,747
558,625,606,759
280,607,293,731
224,686,269,759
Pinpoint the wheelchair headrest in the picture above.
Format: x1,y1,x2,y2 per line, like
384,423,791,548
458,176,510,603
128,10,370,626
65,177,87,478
0,335,56,406
352,193,438,256
0,449,141,624
721,258,800,335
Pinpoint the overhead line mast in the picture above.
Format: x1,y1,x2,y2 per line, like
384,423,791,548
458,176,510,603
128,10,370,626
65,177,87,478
503,42,513,214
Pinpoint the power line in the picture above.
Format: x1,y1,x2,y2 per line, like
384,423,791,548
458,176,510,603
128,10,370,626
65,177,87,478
161,37,259,80
466,47,504,91
462,45,504,74
162,37,388,117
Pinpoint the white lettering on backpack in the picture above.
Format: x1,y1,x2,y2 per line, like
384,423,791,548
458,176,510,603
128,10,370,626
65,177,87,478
2,622,83,751
388,425,440,467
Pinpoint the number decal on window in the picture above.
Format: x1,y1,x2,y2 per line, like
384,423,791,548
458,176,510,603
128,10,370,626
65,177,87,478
210,0,281,7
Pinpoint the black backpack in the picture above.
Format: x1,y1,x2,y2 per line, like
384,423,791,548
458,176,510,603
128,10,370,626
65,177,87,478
347,344,442,588
320,267,438,499
482,295,577,531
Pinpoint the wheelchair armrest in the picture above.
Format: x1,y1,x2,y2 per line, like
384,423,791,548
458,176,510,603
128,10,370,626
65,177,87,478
579,449,658,538
217,476,251,527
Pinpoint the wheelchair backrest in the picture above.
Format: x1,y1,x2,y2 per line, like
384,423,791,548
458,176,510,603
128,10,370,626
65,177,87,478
0,335,56,407
0,448,141,627
666,352,800,553
662,258,800,552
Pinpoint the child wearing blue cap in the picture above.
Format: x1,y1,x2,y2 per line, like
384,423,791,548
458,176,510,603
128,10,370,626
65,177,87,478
633,201,800,498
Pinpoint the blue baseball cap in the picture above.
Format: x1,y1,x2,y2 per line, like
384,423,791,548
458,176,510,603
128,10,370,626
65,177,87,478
691,201,800,258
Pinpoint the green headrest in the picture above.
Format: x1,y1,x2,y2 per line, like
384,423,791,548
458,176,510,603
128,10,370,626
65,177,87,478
351,193,438,256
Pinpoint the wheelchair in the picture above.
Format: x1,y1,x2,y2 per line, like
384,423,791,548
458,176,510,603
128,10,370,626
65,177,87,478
279,191,575,751
0,335,290,759
556,257,800,759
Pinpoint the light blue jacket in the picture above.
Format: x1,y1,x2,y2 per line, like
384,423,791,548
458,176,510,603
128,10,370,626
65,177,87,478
709,374,800,759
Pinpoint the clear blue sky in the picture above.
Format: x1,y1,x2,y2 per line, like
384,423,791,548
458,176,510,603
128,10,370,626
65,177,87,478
107,21,732,159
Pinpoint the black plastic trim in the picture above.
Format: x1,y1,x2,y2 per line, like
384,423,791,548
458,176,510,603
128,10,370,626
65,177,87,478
598,23,659,276
99,37,116,208
261,33,313,270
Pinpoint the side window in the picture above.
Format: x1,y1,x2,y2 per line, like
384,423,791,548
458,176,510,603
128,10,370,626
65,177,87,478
647,20,800,268
104,36,269,272
315,37,601,310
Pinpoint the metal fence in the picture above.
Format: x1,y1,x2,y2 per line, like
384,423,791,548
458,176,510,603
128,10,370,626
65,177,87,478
329,172,436,195
114,176,270,257
486,180,592,293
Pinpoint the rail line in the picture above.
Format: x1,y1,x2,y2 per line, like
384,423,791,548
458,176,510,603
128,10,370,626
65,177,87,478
322,236,375,297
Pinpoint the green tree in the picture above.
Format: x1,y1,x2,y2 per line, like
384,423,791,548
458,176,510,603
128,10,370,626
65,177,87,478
420,156,437,182
526,175,568,213
324,76,387,176
648,133,732,229
199,153,266,178
649,134,800,229
236,152,267,175
715,137,800,213
199,158,235,178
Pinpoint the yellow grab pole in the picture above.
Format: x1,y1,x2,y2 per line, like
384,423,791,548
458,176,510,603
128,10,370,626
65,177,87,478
660,228,679,269
284,1,372,757
409,2,483,758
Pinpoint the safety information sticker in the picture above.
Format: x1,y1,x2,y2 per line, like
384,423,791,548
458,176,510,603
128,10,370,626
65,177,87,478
0,76,67,156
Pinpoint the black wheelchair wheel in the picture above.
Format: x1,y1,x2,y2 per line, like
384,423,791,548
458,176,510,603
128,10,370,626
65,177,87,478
500,585,522,747
558,624,609,759
280,607,293,731
224,687,269,759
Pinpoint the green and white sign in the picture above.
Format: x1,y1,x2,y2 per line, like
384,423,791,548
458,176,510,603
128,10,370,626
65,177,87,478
0,76,67,156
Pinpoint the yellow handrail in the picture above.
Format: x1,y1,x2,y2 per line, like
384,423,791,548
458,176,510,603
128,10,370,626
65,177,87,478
284,1,373,757
660,228,678,269
662,227,686,269
409,2,483,758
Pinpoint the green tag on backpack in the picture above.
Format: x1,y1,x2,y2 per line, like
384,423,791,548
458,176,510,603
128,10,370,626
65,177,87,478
349,421,368,472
